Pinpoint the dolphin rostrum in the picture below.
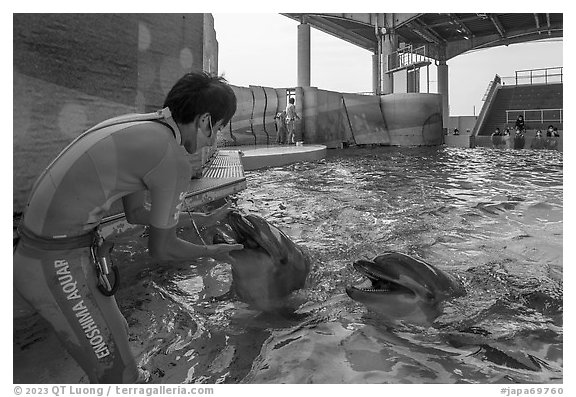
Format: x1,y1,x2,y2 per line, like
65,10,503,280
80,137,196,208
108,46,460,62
214,212,311,311
346,252,465,325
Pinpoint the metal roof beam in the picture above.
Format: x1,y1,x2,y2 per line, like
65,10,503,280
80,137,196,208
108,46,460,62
410,19,445,45
546,13,552,35
446,25,563,59
449,13,473,37
321,13,374,26
387,13,423,28
409,24,440,45
427,15,480,28
280,13,377,51
308,15,377,51
315,13,421,28
489,14,506,38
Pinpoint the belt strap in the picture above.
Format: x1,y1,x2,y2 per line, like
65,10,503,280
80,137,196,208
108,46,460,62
17,225,96,251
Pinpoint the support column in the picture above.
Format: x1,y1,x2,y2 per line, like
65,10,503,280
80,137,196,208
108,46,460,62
372,53,379,95
381,32,398,94
297,21,311,87
437,60,449,130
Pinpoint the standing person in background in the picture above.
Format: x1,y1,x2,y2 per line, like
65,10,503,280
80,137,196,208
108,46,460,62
274,110,288,144
13,72,244,384
285,98,300,144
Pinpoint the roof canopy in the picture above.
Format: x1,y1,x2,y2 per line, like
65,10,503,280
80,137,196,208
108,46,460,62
282,13,563,60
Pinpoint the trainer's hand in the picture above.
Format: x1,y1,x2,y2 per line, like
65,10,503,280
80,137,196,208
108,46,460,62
205,243,243,262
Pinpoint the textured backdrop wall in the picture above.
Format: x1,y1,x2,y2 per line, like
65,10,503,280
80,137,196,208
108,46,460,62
13,13,213,212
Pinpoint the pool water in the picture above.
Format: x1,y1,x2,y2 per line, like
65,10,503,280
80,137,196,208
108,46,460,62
15,146,563,384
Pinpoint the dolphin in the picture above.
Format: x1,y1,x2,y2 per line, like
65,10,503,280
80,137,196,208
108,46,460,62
346,252,466,325
213,212,311,311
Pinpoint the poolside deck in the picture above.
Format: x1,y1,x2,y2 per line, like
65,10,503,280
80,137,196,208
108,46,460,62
224,144,327,171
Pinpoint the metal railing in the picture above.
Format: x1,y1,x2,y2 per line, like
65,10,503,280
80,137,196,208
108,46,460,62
482,74,501,101
386,45,428,72
472,74,502,136
500,67,563,86
506,108,563,126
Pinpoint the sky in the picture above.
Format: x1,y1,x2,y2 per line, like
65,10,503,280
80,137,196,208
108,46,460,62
214,13,563,116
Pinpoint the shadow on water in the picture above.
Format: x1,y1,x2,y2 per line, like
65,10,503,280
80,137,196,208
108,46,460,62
14,146,562,384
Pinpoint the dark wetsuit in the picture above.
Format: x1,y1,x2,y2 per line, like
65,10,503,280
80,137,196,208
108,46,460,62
13,111,191,383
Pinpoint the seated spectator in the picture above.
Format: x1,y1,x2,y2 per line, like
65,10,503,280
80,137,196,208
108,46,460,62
544,126,559,149
513,126,525,149
502,127,512,148
531,130,545,149
491,127,503,148
515,115,526,133
453,128,460,135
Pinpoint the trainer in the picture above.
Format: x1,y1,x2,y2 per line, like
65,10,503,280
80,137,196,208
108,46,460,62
13,72,243,383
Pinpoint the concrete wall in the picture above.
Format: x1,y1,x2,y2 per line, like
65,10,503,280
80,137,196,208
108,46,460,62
380,93,443,146
444,134,474,148
14,13,211,212
448,115,477,135
203,14,218,75
218,85,282,147
250,85,268,144
219,86,444,149
303,87,352,148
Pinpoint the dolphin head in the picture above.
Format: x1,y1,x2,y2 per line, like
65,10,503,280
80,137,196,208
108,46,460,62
215,212,310,310
346,252,465,325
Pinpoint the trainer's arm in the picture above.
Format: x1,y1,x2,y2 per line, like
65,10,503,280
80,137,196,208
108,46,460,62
140,138,243,262
125,192,242,262
148,225,242,262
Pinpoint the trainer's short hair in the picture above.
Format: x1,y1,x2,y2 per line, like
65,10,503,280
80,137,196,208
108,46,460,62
163,72,237,126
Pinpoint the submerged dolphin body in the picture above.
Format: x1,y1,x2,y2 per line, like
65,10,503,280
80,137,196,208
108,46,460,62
214,212,311,311
346,252,466,325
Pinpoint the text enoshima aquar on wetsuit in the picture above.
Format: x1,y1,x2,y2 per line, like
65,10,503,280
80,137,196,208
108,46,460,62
55,259,111,359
